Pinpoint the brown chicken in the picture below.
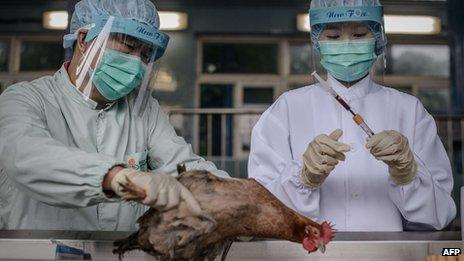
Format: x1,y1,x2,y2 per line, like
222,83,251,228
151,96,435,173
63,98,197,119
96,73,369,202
113,166,334,260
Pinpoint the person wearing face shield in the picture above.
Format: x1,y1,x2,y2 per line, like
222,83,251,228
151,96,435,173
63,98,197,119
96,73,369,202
0,0,229,230
248,0,456,231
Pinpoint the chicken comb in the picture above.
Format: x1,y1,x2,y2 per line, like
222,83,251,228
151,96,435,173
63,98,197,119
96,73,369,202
321,221,335,244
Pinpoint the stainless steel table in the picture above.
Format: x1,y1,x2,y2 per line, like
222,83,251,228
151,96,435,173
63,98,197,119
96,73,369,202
0,230,461,260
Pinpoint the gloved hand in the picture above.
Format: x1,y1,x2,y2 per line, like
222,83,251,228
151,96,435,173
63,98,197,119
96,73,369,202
111,168,202,215
301,129,351,188
366,130,417,186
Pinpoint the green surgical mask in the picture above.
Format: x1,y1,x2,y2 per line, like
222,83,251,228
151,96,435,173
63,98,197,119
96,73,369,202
319,38,377,83
91,49,146,101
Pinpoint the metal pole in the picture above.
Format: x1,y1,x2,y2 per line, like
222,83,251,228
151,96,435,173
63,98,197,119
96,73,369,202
447,119,454,160
221,114,227,170
221,114,226,156
207,114,213,157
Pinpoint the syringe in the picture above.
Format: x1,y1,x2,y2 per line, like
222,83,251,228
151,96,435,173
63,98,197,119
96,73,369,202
311,71,375,137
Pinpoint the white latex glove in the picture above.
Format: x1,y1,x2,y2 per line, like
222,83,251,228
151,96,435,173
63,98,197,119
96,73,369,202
301,129,351,188
366,130,417,186
110,168,202,215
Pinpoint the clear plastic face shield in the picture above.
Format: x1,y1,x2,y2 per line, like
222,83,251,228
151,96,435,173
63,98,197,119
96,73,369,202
309,5,387,85
65,15,169,115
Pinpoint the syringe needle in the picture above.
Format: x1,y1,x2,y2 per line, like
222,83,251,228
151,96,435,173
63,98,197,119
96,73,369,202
353,114,375,137
312,71,375,137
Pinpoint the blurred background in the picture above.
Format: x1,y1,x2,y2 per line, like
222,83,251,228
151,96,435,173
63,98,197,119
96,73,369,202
0,0,462,229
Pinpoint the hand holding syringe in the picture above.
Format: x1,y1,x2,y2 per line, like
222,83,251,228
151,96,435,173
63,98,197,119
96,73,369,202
311,71,375,137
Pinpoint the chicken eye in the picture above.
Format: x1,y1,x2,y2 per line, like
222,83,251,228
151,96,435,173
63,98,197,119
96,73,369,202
312,228,319,236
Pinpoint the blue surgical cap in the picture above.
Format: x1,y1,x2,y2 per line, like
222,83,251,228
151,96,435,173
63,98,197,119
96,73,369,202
63,0,160,48
309,0,387,55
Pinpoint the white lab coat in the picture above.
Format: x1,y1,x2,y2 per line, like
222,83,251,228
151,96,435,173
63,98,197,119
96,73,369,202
248,74,456,231
0,64,228,230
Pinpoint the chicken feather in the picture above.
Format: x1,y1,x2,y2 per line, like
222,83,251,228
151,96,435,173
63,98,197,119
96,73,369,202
114,166,334,260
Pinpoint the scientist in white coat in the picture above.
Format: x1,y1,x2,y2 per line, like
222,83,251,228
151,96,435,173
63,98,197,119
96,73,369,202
248,0,456,231
0,0,228,230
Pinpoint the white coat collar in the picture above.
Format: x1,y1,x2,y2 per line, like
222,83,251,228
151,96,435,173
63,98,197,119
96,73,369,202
327,73,375,101
56,63,115,111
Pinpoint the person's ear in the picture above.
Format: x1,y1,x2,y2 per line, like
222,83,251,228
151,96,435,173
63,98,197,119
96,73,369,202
76,29,89,54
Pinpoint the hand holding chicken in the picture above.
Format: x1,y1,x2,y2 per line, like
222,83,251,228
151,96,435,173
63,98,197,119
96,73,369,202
111,168,202,215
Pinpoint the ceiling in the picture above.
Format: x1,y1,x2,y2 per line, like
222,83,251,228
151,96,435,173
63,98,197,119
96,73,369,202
0,0,447,21
0,0,447,6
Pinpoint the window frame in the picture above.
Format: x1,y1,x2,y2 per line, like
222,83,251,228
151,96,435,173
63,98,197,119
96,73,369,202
0,35,63,93
197,35,450,102
196,35,451,158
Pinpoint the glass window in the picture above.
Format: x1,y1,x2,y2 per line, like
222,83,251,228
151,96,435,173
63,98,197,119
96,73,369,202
389,45,449,77
243,87,274,105
210,158,248,179
239,113,261,152
200,84,233,108
240,87,273,152
203,43,278,74
289,43,323,75
417,88,450,114
20,41,63,71
199,84,233,156
0,41,9,72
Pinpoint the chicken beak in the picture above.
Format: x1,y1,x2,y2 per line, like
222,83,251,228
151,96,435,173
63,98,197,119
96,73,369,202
317,243,326,254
